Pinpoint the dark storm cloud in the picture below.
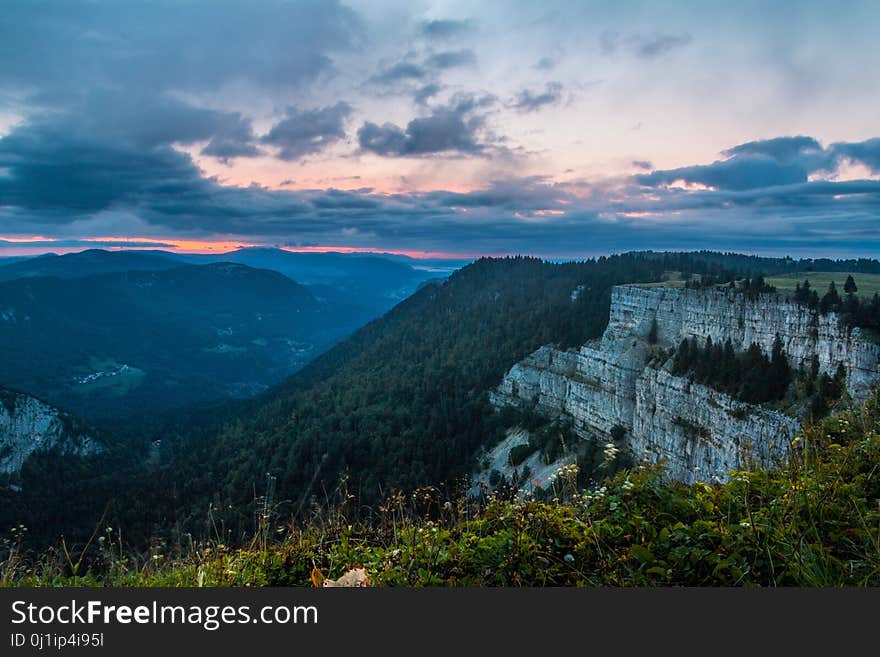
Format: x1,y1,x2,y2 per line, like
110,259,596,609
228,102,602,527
0,116,208,214
625,178,880,213
201,126,263,161
357,96,494,157
831,138,880,172
426,50,477,70
260,103,353,161
40,90,261,160
0,0,363,97
511,82,563,112
723,136,823,161
0,238,177,249
0,1,361,168
429,177,569,211
371,50,475,91
638,136,880,191
420,19,471,40
311,189,383,210
636,155,809,191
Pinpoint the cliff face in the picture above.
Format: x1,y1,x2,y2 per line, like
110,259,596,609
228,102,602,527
607,286,880,400
631,369,796,482
0,388,100,476
491,285,880,484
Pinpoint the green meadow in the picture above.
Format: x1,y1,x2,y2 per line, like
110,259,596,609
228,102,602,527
766,272,880,299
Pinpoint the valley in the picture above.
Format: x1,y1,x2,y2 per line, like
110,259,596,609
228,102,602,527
0,250,442,417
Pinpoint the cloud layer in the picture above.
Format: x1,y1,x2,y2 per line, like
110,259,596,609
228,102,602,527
357,95,495,157
0,1,878,258
261,103,353,161
637,136,880,191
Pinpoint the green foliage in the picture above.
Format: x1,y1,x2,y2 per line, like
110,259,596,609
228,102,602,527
671,335,790,404
790,275,880,333
5,389,879,587
844,274,858,296
805,364,847,420
508,444,534,467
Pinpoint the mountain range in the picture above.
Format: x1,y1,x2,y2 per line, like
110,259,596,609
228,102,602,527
0,248,452,417
0,247,453,315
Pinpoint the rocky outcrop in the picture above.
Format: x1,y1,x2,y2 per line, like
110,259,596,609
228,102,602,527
607,285,880,400
0,388,100,476
491,285,880,484
631,369,797,482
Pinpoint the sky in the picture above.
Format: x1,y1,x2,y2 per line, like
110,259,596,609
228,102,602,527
1,0,879,259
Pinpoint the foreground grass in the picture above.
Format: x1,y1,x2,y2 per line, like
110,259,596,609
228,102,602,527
3,392,880,587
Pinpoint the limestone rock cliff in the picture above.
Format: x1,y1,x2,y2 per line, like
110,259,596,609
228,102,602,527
0,387,100,476
491,285,880,484
607,285,880,400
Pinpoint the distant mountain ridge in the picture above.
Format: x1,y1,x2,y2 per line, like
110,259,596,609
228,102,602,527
0,249,179,281
0,247,448,314
172,248,445,312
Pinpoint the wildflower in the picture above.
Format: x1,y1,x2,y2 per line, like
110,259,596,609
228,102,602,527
621,479,635,492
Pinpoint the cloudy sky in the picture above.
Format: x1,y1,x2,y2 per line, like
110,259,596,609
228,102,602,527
1,0,879,258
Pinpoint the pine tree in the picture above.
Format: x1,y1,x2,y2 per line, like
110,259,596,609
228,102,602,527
820,281,841,313
842,275,860,315
673,338,690,374
769,334,790,399
722,338,737,390
696,336,713,381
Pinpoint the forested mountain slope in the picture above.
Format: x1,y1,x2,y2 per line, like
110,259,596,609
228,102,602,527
157,255,692,528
